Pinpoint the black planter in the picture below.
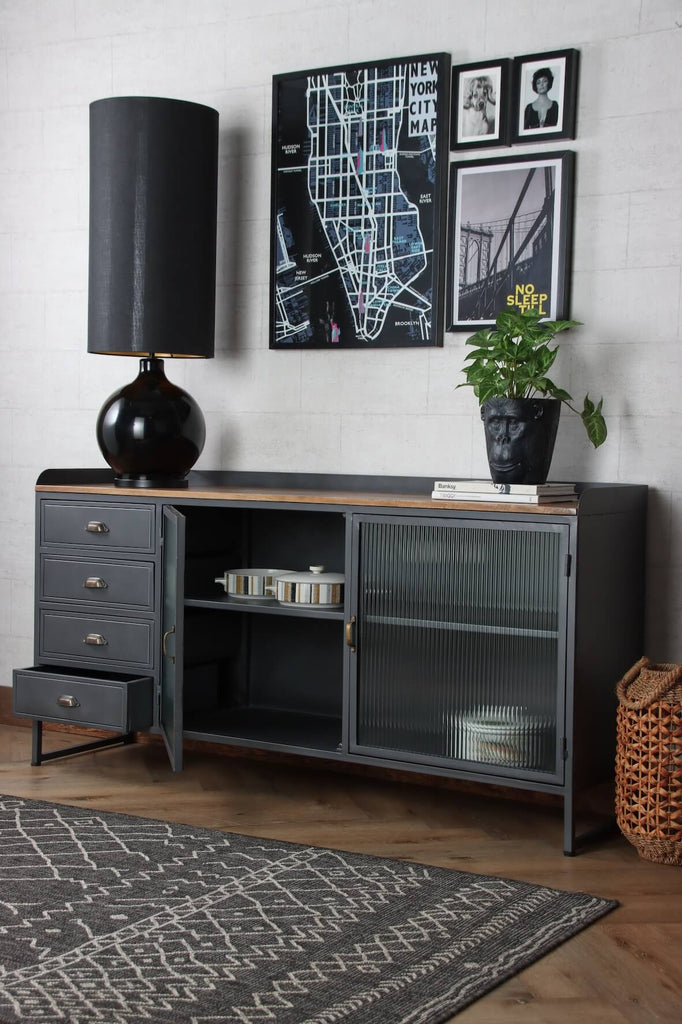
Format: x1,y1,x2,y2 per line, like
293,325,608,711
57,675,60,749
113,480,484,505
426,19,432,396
481,397,561,484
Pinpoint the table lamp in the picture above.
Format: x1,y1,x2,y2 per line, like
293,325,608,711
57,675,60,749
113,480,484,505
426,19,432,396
88,96,219,488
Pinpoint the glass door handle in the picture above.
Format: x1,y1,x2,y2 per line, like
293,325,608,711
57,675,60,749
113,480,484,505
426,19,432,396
345,616,356,652
162,625,176,664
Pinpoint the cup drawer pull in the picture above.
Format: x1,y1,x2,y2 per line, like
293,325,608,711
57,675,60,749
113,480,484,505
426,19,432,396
83,633,108,646
85,521,109,534
56,694,80,709
83,577,108,589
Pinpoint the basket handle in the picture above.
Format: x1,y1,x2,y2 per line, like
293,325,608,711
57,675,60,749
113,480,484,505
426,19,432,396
617,656,682,708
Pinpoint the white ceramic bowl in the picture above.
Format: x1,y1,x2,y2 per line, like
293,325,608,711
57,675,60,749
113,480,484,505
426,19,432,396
454,706,554,768
271,565,344,607
214,568,287,599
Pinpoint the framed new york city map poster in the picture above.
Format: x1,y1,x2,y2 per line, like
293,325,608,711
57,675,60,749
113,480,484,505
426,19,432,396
270,53,451,348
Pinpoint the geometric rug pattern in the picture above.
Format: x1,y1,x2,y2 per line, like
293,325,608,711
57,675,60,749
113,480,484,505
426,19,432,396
0,795,617,1024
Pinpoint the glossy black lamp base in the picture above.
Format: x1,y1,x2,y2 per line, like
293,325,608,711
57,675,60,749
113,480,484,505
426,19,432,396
96,357,206,489
112,473,191,490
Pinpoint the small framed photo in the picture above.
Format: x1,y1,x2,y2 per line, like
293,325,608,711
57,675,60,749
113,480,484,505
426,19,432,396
451,59,510,150
511,48,579,143
446,151,575,330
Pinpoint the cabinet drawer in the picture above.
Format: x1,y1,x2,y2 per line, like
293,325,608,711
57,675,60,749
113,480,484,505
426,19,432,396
39,611,154,669
13,666,153,731
41,555,154,611
41,501,155,552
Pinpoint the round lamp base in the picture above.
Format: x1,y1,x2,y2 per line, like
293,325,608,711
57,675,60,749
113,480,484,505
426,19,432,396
111,473,191,490
96,357,206,489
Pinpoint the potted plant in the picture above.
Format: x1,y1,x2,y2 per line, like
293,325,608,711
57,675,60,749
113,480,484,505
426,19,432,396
459,308,607,484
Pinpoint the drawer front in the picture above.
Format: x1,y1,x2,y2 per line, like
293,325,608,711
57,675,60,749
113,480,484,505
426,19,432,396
40,611,154,669
41,555,154,610
13,667,153,731
41,501,155,552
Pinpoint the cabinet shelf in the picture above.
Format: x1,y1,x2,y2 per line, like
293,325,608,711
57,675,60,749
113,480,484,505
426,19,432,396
185,594,345,619
183,706,343,753
365,613,558,640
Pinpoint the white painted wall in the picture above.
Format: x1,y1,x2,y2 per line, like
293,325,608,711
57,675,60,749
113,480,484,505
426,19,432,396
1,0,681,686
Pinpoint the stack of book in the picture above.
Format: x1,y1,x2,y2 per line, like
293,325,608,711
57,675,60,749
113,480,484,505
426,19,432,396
431,480,578,504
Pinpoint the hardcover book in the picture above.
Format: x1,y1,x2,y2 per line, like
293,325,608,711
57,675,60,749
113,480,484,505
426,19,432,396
432,479,576,495
431,489,577,504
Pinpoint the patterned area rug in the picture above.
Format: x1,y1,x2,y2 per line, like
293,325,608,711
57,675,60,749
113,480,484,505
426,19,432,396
0,795,616,1024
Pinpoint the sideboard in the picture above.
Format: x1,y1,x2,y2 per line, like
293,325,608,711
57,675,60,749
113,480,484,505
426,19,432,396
12,470,647,855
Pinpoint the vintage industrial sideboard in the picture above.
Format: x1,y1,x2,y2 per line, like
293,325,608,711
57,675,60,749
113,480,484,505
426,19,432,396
13,470,647,854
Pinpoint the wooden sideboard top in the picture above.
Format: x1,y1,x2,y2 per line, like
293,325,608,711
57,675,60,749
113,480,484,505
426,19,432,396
33,470,650,517
34,481,579,514
32,469,596,515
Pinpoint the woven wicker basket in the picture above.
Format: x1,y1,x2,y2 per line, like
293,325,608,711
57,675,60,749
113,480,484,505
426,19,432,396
615,657,682,865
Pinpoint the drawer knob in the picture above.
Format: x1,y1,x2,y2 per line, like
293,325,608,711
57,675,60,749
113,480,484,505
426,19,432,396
83,633,108,646
83,577,108,589
57,695,80,709
85,521,109,534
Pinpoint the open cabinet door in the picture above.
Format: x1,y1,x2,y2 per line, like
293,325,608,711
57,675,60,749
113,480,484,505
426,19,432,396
160,505,185,771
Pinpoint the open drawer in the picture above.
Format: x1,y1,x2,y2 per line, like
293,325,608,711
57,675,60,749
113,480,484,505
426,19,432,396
13,666,153,732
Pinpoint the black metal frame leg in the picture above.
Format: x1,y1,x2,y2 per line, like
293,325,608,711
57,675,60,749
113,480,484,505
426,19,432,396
564,791,617,856
30,721,135,765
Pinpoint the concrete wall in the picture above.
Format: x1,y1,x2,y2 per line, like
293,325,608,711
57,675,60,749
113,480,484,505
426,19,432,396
1,0,681,686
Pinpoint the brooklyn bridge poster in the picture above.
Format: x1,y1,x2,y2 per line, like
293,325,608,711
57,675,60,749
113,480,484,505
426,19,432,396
447,151,574,329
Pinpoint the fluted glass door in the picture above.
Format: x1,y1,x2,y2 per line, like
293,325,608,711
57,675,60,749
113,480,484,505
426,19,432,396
350,515,569,780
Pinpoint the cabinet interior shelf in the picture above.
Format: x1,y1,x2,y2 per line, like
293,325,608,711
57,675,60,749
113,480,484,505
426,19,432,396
185,595,345,620
365,613,559,639
183,706,342,753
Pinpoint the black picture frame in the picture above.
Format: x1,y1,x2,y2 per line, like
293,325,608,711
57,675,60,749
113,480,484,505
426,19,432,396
511,48,579,144
446,150,575,331
450,58,511,151
269,53,451,349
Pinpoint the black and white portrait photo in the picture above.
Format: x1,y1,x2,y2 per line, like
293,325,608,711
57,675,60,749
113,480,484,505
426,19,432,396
461,71,498,138
521,60,563,132
512,49,579,143
451,59,510,150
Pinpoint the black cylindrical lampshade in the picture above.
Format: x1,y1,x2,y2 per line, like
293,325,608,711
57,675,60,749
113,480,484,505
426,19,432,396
88,96,218,357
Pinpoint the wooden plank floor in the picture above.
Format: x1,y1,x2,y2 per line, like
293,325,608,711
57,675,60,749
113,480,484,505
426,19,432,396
0,724,680,1023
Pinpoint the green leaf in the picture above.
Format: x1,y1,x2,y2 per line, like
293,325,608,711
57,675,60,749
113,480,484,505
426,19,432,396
531,377,551,395
542,319,583,334
581,394,607,448
495,310,526,334
464,328,493,347
476,380,503,403
498,338,519,360
503,308,542,327
464,366,488,385
535,345,559,372
513,337,536,362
